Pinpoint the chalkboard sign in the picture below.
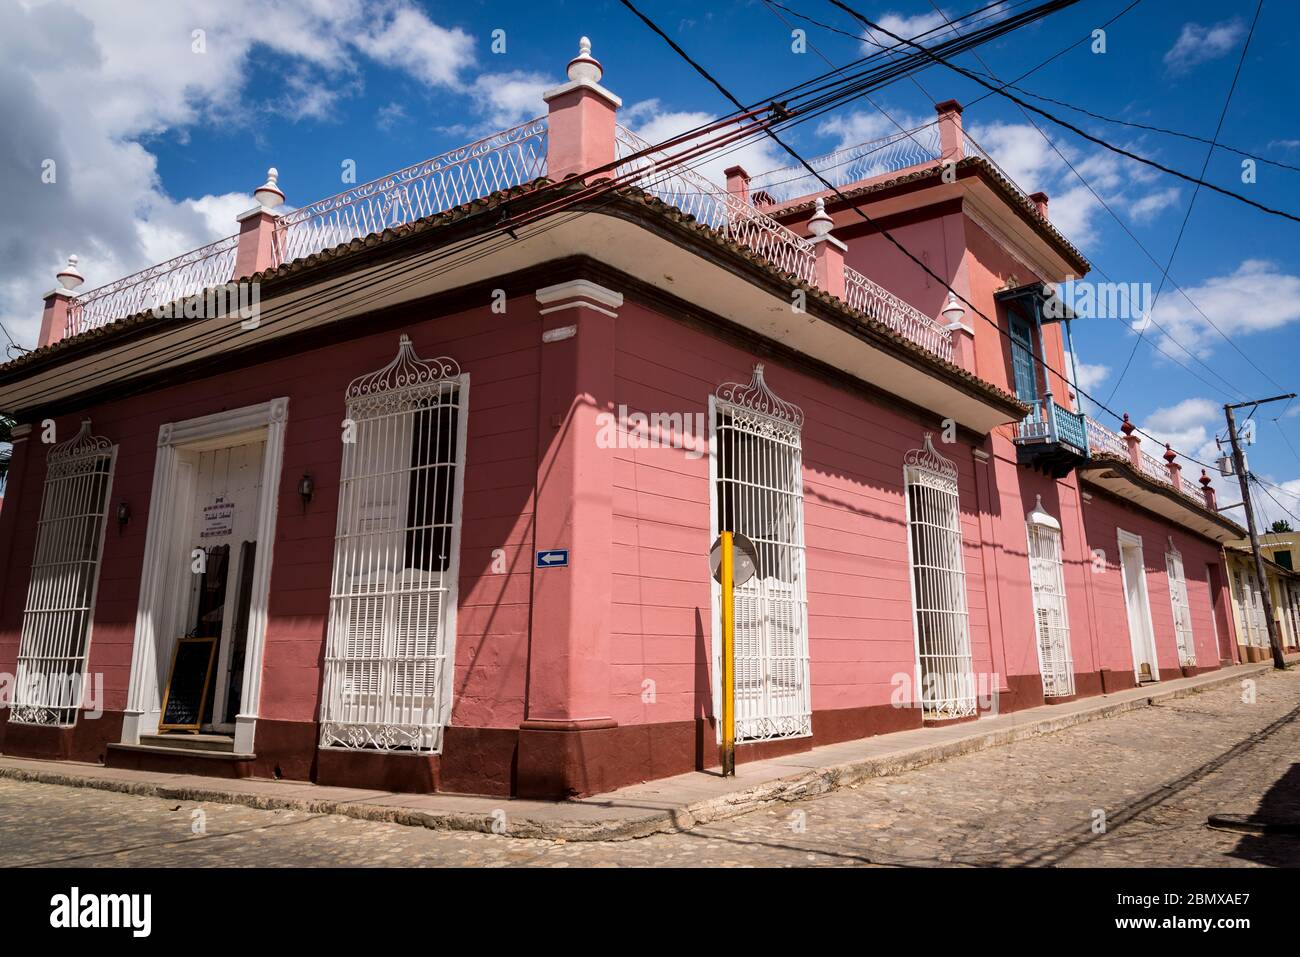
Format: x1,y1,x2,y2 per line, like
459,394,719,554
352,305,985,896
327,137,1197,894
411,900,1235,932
159,638,218,732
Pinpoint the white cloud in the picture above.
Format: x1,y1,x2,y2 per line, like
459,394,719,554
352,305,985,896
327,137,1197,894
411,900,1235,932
1163,19,1247,74
817,109,928,151
469,71,553,130
1065,354,1109,393
0,0,528,349
1128,186,1181,223
965,121,1179,245
1150,260,1300,357
353,3,475,88
860,10,951,52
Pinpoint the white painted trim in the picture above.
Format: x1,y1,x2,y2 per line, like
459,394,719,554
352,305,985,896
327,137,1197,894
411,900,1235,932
439,373,471,737
539,301,619,319
541,324,579,343
123,398,289,752
541,77,622,108
1116,527,1160,681
535,279,624,311
707,394,721,739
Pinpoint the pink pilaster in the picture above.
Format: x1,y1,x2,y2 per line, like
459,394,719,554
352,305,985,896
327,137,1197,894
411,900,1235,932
37,256,84,348
1163,444,1182,488
517,279,623,798
1200,470,1218,510
543,38,621,182
1120,413,1142,470
233,168,285,280
807,198,845,300
725,165,751,205
38,290,73,348
936,99,965,162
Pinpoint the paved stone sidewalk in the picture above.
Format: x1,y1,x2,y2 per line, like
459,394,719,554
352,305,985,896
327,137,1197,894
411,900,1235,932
1,666,1297,866
0,661,1283,843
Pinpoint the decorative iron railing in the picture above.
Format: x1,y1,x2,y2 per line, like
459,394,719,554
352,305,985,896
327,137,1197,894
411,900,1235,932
843,266,953,362
1014,398,1087,454
748,122,942,202
58,117,957,372
274,116,548,266
1085,417,1127,459
614,125,817,285
1083,417,1214,506
60,119,549,339
65,234,241,338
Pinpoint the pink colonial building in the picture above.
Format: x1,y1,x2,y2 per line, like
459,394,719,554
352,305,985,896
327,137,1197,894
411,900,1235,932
0,40,1246,799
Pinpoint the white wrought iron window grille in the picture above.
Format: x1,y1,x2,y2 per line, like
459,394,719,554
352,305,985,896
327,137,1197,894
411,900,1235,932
10,420,115,727
713,364,811,742
905,434,976,718
1165,543,1197,668
1026,497,1075,698
319,336,467,753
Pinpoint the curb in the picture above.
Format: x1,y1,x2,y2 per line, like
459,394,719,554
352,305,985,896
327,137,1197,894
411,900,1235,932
0,663,1276,842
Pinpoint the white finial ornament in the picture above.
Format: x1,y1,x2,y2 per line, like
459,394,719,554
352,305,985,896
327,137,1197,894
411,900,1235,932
56,254,84,291
254,167,285,209
567,35,603,84
941,291,965,326
808,197,833,239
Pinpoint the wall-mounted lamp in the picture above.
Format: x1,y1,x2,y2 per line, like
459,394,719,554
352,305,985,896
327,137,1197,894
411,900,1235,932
116,501,130,529
298,473,314,507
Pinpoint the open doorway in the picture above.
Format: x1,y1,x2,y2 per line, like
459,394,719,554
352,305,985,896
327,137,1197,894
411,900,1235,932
1118,529,1159,682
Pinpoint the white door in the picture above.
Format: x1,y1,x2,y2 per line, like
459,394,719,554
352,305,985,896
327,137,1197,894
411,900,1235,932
1119,533,1158,681
180,439,265,732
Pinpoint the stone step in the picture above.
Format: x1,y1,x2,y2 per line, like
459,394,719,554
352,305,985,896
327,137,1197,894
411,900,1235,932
140,733,235,753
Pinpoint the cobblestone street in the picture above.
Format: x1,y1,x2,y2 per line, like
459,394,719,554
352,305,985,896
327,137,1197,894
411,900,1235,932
3,669,1299,868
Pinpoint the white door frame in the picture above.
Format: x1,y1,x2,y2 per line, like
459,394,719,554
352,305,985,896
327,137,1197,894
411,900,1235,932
123,398,288,752
1117,528,1159,682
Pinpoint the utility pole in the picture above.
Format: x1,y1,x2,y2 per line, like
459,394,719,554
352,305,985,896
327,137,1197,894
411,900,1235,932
1224,394,1296,670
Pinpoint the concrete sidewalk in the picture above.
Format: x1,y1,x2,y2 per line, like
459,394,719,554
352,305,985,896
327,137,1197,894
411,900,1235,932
0,661,1285,842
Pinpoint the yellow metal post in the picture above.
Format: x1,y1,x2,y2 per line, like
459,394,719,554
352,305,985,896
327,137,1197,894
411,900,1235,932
720,530,736,776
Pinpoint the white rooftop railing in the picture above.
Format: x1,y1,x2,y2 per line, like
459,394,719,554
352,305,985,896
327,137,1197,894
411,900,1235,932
58,116,956,368
65,234,241,337
63,118,549,338
615,124,952,363
748,122,942,202
273,117,548,266
843,266,953,362
614,125,817,286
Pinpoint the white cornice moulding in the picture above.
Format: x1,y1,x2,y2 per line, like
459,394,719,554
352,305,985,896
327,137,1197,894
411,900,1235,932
536,279,624,319
541,77,623,109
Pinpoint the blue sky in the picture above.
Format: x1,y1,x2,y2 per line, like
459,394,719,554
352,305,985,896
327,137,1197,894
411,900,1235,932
3,0,1299,518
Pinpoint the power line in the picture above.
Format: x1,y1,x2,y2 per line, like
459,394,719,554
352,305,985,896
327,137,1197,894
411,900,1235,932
771,0,1253,400
619,0,1250,485
1107,0,1267,404
778,0,1277,398
967,71,1300,173
827,0,1300,225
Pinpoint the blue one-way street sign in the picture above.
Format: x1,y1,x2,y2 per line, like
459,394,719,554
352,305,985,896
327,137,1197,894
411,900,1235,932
535,549,569,568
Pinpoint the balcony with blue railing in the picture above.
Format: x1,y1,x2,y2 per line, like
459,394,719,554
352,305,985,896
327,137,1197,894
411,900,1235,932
1013,396,1090,477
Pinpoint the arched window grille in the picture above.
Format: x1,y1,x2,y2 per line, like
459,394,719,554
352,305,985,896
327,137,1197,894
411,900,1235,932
904,434,975,718
10,420,115,727
1165,542,1196,667
319,336,468,753
1026,496,1075,697
713,364,811,741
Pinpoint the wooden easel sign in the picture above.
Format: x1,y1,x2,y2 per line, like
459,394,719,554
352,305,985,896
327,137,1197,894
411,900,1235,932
158,638,218,732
